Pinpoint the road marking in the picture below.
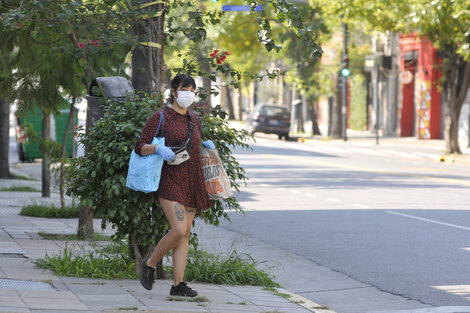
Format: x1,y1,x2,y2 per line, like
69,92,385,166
347,147,388,156
253,154,470,187
315,145,353,154
415,152,439,158
326,198,341,202
352,204,369,208
387,211,470,231
278,187,286,190
260,184,270,187
290,190,301,194
306,193,317,197
381,149,422,159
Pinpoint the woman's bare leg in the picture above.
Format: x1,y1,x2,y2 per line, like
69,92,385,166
171,206,196,285
146,199,189,268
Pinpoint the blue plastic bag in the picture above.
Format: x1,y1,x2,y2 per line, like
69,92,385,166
126,112,165,193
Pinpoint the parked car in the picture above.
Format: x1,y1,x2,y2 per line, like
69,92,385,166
246,103,290,140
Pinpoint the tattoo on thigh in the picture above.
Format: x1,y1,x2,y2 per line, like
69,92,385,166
175,203,185,221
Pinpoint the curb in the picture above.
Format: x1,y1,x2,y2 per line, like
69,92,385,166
275,288,337,313
437,154,470,164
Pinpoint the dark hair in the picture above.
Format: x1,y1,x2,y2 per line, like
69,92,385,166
168,74,196,104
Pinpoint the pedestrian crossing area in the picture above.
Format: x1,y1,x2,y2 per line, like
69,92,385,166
251,137,441,161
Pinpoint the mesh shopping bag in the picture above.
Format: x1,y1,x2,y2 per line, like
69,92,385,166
200,147,233,200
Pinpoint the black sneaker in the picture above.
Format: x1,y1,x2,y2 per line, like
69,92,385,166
139,259,155,290
169,282,198,297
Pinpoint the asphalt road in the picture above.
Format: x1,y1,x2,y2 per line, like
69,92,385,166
220,135,470,307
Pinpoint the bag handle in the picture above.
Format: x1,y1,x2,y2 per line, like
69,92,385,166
196,117,204,141
154,111,165,138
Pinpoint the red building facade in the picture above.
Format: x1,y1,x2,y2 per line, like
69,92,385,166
399,34,442,139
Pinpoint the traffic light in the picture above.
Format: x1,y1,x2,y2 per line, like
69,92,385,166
340,56,350,77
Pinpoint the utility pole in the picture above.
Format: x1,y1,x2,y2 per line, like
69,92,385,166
341,21,349,141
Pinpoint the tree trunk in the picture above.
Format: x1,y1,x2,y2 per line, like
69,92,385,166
443,52,470,154
0,98,12,178
225,82,235,120
197,47,212,107
311,102,321,136
330,76,343,138
41,112,51,197
153,1,165,98
132,1,152,95
59,101,75,208
77,206,94,239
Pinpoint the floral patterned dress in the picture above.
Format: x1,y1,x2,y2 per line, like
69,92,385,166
134,106,210,212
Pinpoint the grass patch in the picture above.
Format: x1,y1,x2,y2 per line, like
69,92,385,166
167,248,279,287
34,240,138,280
21,204,80,218
313,305,330,310
13,174,37,181
263,287,291,299
38,232,111,241
166,296,209,303
0,185,40,192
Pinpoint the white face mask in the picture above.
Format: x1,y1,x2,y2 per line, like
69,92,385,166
176,90,195,108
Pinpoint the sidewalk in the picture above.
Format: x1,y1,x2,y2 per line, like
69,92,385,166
3,158,470,312
0,169,330,313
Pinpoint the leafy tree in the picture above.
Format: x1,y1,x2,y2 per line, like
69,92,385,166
1,0,135,236
0,0,134,191
317,0,470,153
0,25,16,179
4,0,323,278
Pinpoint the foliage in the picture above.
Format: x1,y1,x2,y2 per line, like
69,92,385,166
166,248,279,287
349,74,367,130
1,0,133,114
0,185,40,192
164,0,324,98
34,240,138,280
20,204,81,218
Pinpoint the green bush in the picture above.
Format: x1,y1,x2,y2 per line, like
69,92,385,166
20,204,80,218
65,96,251,267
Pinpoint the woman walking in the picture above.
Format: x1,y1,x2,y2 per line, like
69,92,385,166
133,74,215,297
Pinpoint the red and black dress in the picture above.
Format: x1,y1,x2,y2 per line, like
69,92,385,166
134,106,210,213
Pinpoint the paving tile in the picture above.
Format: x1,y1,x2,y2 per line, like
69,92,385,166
68,282,128,295
19,290,88,310
204,303,262,312
0,289,26,308
0,307,31,313
32,311,93,313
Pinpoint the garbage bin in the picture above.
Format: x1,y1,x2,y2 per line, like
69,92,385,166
16,99,78,162
86,76,135,130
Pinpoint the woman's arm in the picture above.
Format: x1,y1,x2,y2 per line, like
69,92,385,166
140,144,158,156
134,112,161,156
